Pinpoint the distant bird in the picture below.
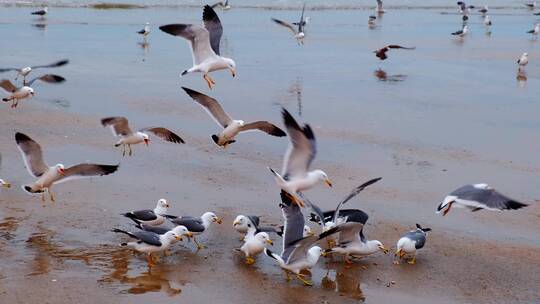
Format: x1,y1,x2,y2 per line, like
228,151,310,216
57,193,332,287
123,199,171,226
0,154,10,189
31,7,48,16
368,15,377,26
159,5,236,90
138,22,150,37
394,224,431,265
527,23,539,37
15,132,118,202
1,75,65,108
534,12,540,15
100,116,184,157
211,0,231,10
373,45,415,60
457,1,475,14
375,0,385,13
517,53,529,70
113,229,181,266
451,25,469,37
483,15,492,26
166,212,223,250
240,231,274,265
269,108,332,207
478,5,488,14
437,183,528,215
525,1,536,9
271,4,309,45
0,59,68,84
182,87,286,148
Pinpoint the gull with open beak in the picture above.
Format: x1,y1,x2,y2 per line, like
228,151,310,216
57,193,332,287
123,199,171,226
1,74,65,108
240,231,274,265
269,108,332,207
165,211,223,250
113,229,182,267
394,224,431,265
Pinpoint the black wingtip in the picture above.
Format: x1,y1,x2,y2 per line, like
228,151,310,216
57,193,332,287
264,248,277,259
319,226,341,240
159,24,187,36
415,223,422,229
99,164,120,176
211,135,219,144
181,70,188,76
15,132,32,144
506,200,528,210
203,4,219,22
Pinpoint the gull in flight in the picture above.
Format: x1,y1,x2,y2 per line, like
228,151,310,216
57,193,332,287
269,108,332,207
101,116,184,156
137,22,150,38
182,87,286,148
393,224,431,265
159,5,236,89
113,229,182,267
0,59,68,84
437,183,528,216
165,212,223,250
15,132,118,202
1,75,65,108
239,231,274,265
0,154,11,189
31,7,48,16
123,199,171,226
211,0,231,10
271,4,309,45
373,45,415,60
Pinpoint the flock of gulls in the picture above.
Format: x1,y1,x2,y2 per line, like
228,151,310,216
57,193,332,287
0,1,534,288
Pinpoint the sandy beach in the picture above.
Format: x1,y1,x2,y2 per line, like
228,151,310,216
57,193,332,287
0,4,539,304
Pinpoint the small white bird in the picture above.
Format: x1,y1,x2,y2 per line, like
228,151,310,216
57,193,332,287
271,4,309,45
1,74,65,108
31,7,48,16
138,22,150,37
101,116,184,157
394,224,431,265
0,59,68,84
483,15,492,26
182,87,286,148
15,132,118,202
113,229,182,266
451,25,469,37
240,231,274,265
518,53,529,70
123,199,171,226
167,212,223,250
527,23,539,37
211,0,231,10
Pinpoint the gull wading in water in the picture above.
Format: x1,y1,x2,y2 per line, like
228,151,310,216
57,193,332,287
452,25,469,37
0,154,11,189
138,22,150,38
517,53,529,70
159,5,236,89
0,59,68,84
271,4,309,45
182,87,286,148
527,23,539,37
101,116,184,156
15,132,119,202
31,7,48,16
123,199,171,226
1,74,65,108
165,211,223,250
394,224,431,265
269,108,332,207
113,229,182,266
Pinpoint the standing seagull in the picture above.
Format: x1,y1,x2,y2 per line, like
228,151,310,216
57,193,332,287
437,183,528,216
394,224,431,265
375,0,385,14
1,75,65,108
211,0,231,10
101,116,184,157
525,1,536,9
159,5,236,90
240,231,274,265
0,154,11,189
31,7,48,16
451,25,469,37
527,23,539,38
269,108,332,207
271,4,309,45
113,229,182,266
0,59,68,84
373,45,415,60
166,212,223,250
138,22,150,38
182,87,286,148
517,53,529,70
483,15,492,26
123,199,171,226
15,132,118,202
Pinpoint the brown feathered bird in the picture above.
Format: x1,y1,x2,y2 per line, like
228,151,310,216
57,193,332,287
373,45,415,60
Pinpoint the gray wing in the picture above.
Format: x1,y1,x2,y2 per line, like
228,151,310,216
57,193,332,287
285,235,319,265
246,215,260,227
335,222,364,245
15,132,48,178
182,87,232,128
300,193,325,229
451,184,527,210
171,217,205,232
135,223,171,235
101,116,133,136
404,231,426,249
238,121,287,137
57,163,119,183
203,5,223,55
281,108,316,180
125,209,158,221
272,18,297,35
332,177,382,224
298,3,306,32
141,127,185,144
131,231,163,246
280,190,305,261
0,79,18,93
31,59,69,70
26,74,65,86
159,23,215,65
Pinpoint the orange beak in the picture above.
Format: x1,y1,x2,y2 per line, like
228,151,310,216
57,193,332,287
144,138,149,146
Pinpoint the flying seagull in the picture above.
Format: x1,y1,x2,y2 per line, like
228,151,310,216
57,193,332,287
518,53,529,70
451,25,469,37
457,1,475,14
15,132,118,202
123,199,171,226
0,59,68,84
113,229,182,266
269,108,332,207
101,116,184,157
375,0,385,13
31,7,48,16
138,22,150,37
394,224,431,265
271,4,309,45
1,75,65,108
437,183,528,216
527,23,539,37
0,154,11,189
182,87,286,148
159,5,236,90
239,231,274,265
165,212,223,250
211,0,231,10
373,45,416,60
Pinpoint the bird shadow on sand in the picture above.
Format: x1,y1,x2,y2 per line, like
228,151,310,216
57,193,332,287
374,69,407,82
516,70,527,88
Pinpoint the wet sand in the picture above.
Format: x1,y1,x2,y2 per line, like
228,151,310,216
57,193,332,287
1,6,539,304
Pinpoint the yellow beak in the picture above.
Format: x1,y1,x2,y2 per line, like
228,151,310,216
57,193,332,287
186,232,193,238
380,246,389,254
215,217,223,224
267,239,274,245
175,236,183,241
325,179,333,187
2,183,10,188
233,220,240,227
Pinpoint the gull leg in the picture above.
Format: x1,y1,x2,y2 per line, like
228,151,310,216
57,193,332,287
122,144,126,157
41,191,46,203
128,144,132,156
344,254,354,267
408,254,416,265
245,256,255,265
193,237,206,250
147,253,155,267
203,74,214,90
48,188,56,202
296,273,313,286
283,270,292,282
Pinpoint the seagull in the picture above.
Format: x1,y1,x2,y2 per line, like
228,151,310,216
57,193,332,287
264,191,337,286
457,1,475,14
375,0,385,14
483,15,492,26
437,183,528,216
166,212,223,250
271,4,309,45
233,214,277,240
0,59,68,84
122,199,171,226
368,15,377,26
100,116,184,157
134,222,194,239
240,231,274,265
276,224,316,238
159,5,236,90
451,25,468,37
113,229,182,266
394,224,431,265
1,75,65,108
525,1,536,9
138,22,150,38
182,87,286,148
478,5,488,14
373,45,416,61
268,108,332,207
527,23,539,37
0,154,11,189
31,7,48,16
518,53,529,70
211,0,231,10
15,132,118,202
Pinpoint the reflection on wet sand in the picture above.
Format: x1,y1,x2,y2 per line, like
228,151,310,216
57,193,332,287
288,77,303,116
321,266,366,301
374,69,407,82
138,40,149,57
0,217,21,241
516,70,527,87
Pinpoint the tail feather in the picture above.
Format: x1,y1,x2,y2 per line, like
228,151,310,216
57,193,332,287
112,228,131,237
22,185,42,194
120,242,128,246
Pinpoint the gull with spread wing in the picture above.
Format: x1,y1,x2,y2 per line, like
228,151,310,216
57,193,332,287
1,74,65,108
271,4,309,45
0,59,68,84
